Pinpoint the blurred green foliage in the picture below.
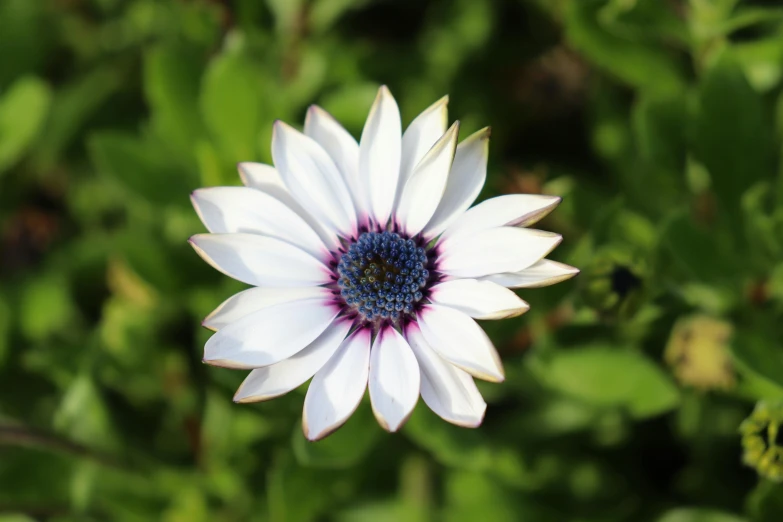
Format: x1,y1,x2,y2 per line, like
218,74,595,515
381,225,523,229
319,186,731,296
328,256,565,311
1,0,783,520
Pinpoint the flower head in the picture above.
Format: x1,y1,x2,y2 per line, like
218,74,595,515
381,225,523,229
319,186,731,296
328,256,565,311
189,86,577,440
741,400,783,482
664,315,735,392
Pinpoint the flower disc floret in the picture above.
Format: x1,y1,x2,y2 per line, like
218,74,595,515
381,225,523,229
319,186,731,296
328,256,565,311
337,231,430,323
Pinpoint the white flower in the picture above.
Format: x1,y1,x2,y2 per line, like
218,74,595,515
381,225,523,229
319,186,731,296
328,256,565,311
189,86,578,440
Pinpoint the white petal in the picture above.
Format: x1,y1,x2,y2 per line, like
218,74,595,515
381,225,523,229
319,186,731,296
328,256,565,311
422,127,490,240
359,86,402,226
303,328,372,440
369,326,420,432
304,106,366,217
395,121,460,236
203,286,334,331
203,298,339,369
237,162,340,251
437,227,562,279
191,187,327,258
405,323,486,427
396,95,449,205
272,121,356,238
429,279,529,320
416,304,504,382
238,162,285,193
189,233,332,287
232,317,353,403
480,259,580,289
441,193,561,241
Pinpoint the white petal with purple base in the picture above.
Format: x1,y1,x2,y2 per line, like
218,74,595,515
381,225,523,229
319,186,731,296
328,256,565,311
441,193,561,241
395,121,459,236
397,95,449,204
233,318,353,403
203,286,334,331
429,279,529,320
406,323,486,427
303,329,372,440
203,298,339,369
422,127,490,240
272,122,356,238
189,233,332,287
480,259,580,288
191,186,326,258
417,304,505,382
359,86,402,226
369,326,420,432
437,227,562,279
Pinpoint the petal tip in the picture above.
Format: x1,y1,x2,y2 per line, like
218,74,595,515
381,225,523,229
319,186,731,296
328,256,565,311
302,420,333,442
200,317,217,332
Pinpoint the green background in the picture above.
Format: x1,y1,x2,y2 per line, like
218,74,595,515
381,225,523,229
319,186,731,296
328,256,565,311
2,0,783,520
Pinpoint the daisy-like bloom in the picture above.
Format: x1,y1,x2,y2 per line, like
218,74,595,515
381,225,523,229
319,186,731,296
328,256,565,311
189,86,578,440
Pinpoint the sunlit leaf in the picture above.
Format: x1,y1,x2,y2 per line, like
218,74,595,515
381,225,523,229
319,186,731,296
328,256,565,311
0,76,51,173
538,346,680,418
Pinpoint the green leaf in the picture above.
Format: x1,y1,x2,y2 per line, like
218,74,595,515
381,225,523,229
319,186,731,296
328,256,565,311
661,212,740,283
310,0,369,33
404,405,494,469
0,76,51,173
632,92,688,179
267,452,358,522
747,480,783,522
19,273,74,342
0,295,10,366
292,404,381,469
539,346,680,418
144,43,205,156
564,0,683,93
0,447,73,508
693,51,776,217
200,51,262,162
442,471,552,522
114,229,182,293
734,36,783,92
88,131,195,205
54,373,118,451
35,66,123,168
731,330,783,394
336,501,411,522
656,508,746,522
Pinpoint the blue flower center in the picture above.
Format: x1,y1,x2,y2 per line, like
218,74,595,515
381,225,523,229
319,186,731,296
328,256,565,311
337,231,430,323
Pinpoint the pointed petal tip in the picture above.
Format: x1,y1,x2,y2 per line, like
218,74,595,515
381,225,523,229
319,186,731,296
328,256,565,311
233,390,263,404
302,418,335,442
236,163,249,183
272,119,289,134
200,318,217,332
450,405,487,429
